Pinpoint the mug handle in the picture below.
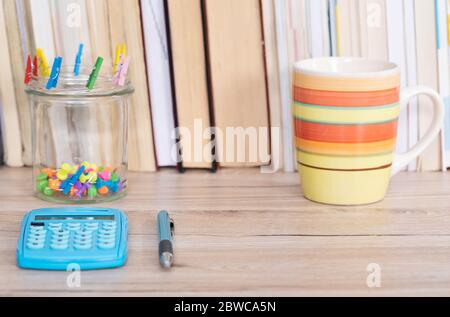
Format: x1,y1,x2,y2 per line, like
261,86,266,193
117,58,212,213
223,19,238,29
391,86,445,176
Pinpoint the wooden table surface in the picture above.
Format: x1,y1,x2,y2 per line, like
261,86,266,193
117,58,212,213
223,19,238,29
1,167,450,296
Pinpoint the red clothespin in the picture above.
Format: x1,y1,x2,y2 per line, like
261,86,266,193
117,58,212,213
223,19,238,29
24,55,32,84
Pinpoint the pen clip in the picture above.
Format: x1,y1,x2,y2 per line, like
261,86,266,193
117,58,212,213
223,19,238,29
170,218,175,238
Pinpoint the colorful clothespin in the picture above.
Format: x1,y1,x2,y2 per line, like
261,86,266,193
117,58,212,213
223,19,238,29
113,55,131,86
46,56,63,90
24,55,32,84
36,48,51,77
113,43,126,73
73,43,84,76
32,56,38,77
86,56,104,90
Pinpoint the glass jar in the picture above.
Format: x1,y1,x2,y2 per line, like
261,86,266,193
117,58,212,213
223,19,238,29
26,66,133,203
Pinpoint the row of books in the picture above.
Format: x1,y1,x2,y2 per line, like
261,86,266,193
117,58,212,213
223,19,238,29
1,0,450,172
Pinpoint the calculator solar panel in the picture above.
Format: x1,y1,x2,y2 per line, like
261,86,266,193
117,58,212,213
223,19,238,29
17,207,128,270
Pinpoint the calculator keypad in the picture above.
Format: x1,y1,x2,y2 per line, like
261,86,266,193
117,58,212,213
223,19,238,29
25,220,118,252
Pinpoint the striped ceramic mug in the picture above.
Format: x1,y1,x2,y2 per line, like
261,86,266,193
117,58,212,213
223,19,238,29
294,57,444,205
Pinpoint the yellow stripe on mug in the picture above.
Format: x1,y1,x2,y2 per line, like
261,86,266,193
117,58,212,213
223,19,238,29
294,102,400,124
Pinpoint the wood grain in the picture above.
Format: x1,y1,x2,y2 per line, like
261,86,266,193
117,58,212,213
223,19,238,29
1,167,450,296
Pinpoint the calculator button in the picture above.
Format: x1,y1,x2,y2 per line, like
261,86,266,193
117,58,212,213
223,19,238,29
74,243,92,250
97,242,115,249
52,229,69,236
74,237,92,244
51,236,69,243
30,230,47,236
51,243,68,250
30,228,46,234
48,223,63,228
27,242,45,250
67,223,81,230
99,228,115,235
84,223,99,229
76,228,95,235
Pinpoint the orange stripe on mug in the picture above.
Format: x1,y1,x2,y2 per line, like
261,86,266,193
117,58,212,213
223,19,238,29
293,87,400,107
295,119,398,143
296,137,397,156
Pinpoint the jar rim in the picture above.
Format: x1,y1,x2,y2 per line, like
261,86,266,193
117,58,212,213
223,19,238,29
25,65,135,98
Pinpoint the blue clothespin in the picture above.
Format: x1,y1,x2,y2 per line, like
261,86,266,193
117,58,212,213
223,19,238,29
46,57,62,89
74,43,84,76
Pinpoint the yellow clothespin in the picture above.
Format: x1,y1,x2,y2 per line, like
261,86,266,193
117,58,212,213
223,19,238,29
36,48,51,77
113,43,127,73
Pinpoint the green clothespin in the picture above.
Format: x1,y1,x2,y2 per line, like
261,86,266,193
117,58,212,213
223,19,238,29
86,57,104,90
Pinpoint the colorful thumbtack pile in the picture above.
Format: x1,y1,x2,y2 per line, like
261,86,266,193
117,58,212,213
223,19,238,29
24,43,131,90
36,162,127,199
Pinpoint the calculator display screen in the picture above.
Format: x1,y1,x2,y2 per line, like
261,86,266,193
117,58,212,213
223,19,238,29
35,215,115,221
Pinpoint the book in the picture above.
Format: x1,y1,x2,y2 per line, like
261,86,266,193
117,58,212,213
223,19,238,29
0,2,23,167
435,0,449,170
165,0,213,169
386,0,409,171
261,0,284,172
414,0,442,171
3,0,31,165
107,0,157,172
308,0,330,57
203,0,270,167
403,0,419,171
141,0,177,167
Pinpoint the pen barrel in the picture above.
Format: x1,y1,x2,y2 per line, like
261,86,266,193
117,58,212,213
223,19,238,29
157,210,172,241
159,239,173,255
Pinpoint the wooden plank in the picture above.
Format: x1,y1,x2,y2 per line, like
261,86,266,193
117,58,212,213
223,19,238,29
1,168,450,295
107,0,156,171
203,0,270,167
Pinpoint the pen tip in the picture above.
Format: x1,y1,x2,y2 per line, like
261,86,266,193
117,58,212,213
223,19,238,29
160,252,173,269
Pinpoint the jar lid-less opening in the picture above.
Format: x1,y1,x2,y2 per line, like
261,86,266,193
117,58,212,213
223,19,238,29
25,65,135,98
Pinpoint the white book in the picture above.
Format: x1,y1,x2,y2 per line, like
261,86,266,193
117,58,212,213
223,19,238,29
321,0,331,57
141,0,176,167
328,0,338,56
414,0,442,171
275,0,296,172
403,0,418,171
308,0,329,57
436,0,449,170
386,0,409,171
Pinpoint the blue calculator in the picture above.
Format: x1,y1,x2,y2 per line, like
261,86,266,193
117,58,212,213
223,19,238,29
17,207,128,270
